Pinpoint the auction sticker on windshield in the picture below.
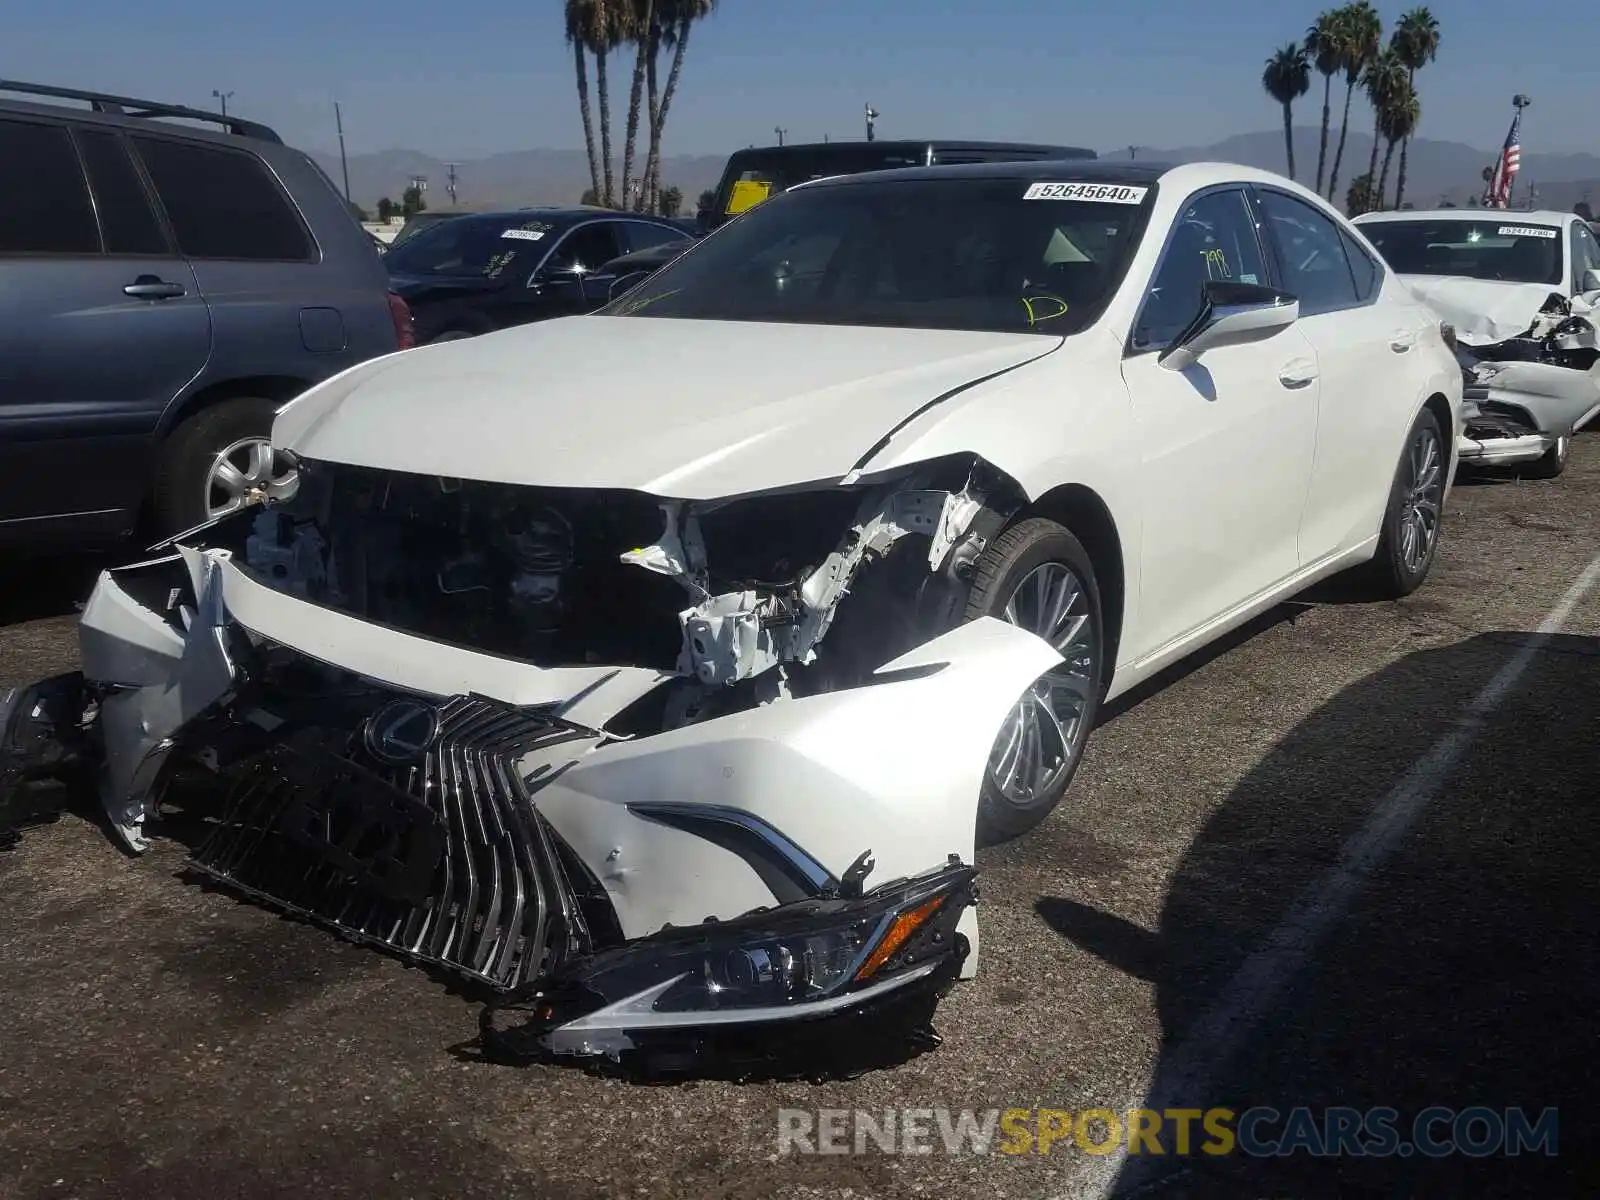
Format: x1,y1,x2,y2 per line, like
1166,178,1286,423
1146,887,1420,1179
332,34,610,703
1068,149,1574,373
502,229,546,241
1024,182,1149,203
1498,225,1558,239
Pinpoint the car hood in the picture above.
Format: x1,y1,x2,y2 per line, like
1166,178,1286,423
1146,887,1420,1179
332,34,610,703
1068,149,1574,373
1398,275,1566,344
272,315,1059,498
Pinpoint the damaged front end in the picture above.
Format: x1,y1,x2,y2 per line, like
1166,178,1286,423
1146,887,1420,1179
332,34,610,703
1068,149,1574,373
1451,296,1600,468
0,452,1060,1073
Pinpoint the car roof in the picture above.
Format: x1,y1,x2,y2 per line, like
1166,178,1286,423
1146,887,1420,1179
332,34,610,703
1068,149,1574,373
728,139,1096,157
432,207,677,223
0,78,283,147
1353,207,1575,224
790,159,1333,195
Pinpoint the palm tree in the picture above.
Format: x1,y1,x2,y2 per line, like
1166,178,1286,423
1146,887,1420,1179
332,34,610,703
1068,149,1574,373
641,0,718,214
1327,1,1381,204
1362,48,1406,197
563,0,605,206
1305,12,1343,195
1389,7,1440,209
619,0,654,210
1262,44,1311,180
1376,83,1419,210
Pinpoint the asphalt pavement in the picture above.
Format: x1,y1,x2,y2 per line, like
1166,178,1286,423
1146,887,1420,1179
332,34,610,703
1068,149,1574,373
2,443,1597,1200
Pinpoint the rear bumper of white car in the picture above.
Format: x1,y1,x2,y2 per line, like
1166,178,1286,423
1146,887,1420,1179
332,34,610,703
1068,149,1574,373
0,547,1060,1076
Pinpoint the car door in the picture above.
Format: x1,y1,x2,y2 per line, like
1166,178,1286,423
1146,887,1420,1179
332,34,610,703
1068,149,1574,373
531,221,627,316
128,133,351,388
1119,185,1321,656
0,116,210,539
1254,187,1430,563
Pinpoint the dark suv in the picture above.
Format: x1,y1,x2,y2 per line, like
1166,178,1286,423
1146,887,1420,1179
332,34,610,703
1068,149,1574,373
0,81,411,548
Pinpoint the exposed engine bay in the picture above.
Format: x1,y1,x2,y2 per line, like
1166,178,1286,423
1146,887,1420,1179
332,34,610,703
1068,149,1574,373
200,455,1018,732
1452,294,1600,463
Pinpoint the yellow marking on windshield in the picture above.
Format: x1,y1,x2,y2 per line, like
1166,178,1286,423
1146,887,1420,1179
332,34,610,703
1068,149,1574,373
1021,294,1070,326
611,287,682,316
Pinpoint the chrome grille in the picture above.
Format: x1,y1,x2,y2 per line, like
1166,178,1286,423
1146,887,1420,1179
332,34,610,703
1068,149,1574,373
189,695,603,991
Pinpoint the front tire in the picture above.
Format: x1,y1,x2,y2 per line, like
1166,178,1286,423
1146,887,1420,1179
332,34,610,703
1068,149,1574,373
1365,407,1446,599
964,518,1104,845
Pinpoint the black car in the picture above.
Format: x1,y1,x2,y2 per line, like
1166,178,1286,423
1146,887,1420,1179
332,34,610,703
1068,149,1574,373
385,208,687,343
0,80,407,547
700,139,1097,232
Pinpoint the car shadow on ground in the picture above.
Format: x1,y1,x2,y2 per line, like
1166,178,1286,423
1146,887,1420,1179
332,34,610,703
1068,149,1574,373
1040,632,1597,1197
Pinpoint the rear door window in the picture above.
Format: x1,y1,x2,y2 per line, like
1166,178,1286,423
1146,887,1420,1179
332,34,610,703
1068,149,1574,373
0,117,100,255
75,129,169,257
131,136,315,262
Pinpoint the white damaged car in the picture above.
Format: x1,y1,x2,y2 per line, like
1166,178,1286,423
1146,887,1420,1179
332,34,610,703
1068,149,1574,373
1356,209,1600,477
1,161,1462,1073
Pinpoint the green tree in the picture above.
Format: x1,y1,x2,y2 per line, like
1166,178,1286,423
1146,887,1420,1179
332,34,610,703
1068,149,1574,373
641,0,718,212
696,187,715,216
580,187,601,205
401,185,427,218
565,0,621,207
1326,1,1381,203
1389,7,1440,209
1263,43,1311,181
1376,82,1419,209
659,184,683,216
1346,171,1377,217
1361,48,1406,197
376,196,397,222
618,0,654,211
1305,13,1343,195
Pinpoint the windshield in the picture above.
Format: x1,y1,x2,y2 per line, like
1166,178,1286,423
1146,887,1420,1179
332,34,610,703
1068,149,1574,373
1360,219,1564,285
384,214,556,279
603,177,1153,336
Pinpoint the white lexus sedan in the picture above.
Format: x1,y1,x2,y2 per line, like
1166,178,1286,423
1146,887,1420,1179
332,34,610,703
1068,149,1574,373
0,161,1461,1073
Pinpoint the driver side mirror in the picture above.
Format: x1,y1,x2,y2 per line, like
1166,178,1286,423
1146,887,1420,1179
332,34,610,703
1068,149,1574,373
1159,280,1300,372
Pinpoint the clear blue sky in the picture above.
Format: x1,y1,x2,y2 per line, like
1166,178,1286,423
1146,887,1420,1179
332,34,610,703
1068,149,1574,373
6,0,1592,160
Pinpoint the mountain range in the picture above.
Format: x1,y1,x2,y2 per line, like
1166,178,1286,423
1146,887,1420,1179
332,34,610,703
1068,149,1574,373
311,127,1600,215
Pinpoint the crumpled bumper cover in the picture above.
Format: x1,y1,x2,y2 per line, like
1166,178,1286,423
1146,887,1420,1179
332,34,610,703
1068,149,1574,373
0,545,1060,1077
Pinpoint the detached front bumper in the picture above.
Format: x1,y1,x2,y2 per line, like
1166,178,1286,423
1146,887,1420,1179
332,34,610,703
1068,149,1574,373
0,544,1060,1073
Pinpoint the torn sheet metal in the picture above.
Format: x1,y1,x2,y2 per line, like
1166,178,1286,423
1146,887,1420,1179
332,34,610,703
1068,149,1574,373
86,555,239,850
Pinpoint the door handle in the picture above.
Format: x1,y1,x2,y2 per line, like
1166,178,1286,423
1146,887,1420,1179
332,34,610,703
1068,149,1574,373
1390,331,1416,352
124,274,186,300
1278,359,1318,389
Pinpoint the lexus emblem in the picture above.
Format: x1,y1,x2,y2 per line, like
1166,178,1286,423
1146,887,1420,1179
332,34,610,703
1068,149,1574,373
362,699,440,765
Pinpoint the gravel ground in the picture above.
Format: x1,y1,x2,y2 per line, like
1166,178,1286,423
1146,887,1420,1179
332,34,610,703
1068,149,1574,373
2,440,1597,1200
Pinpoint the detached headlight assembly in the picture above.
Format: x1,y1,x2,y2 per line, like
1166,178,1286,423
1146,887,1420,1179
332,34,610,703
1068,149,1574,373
483,858,977,1066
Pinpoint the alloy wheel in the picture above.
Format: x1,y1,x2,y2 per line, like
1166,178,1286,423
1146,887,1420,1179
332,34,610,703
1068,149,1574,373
205,437,297,521
988,561,1099,804
1397,423,1443,575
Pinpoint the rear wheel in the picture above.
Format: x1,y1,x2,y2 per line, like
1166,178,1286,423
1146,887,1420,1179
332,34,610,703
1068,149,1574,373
1364,407,1446,599
963,518,1104,845
153,397,296,536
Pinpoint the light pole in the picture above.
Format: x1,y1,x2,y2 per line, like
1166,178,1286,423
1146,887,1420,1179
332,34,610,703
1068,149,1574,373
774,126,786,146
212,89,234,117
334,102,352,204
445,162,460,207
864,104,878,142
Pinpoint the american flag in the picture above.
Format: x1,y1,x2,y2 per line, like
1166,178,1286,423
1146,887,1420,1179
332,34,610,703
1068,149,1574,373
1484,110,1523,208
